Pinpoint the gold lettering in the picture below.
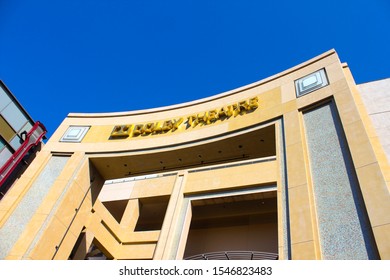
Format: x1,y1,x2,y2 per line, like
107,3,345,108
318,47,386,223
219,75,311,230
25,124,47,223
249,97,259,109
152,122,163,134
110,96,259,140
218,106,232,118
188,115,199,127
133,124,144,136
203,112,211,125
207,110,218,124
142,123,154,135
172,118,184,131
197,112,207,125
111,125,132,138
162,120,173,132
239,100,250,111
232,103,240,117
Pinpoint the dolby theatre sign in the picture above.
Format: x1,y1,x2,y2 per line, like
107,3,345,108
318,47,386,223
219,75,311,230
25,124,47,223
110,96,259,139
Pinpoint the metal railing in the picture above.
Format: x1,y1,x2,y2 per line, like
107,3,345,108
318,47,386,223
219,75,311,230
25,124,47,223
0,121,46,188
185,251,278,260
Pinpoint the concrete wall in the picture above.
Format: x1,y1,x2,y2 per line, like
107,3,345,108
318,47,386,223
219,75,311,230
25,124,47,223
357,78,390,163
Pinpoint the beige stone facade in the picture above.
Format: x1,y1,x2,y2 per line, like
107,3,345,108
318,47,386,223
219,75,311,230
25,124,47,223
0,50,389,260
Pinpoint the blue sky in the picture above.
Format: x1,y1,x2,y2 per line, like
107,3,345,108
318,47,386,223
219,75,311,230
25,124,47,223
1,0,389,139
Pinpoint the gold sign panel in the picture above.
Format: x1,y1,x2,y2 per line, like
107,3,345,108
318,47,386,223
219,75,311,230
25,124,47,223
110,97,259,139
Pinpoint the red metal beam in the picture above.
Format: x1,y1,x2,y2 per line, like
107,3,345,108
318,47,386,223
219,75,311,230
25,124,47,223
0,121,47,188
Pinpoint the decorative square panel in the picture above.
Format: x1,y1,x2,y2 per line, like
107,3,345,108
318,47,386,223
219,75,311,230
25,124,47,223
295,68,329,97
60,126,90,143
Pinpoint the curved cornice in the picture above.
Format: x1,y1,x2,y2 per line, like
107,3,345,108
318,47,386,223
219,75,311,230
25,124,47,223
68,49,337,118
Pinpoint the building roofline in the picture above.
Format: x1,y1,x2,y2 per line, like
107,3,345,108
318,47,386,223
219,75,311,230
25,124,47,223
68,49,337,118
0,80,36,124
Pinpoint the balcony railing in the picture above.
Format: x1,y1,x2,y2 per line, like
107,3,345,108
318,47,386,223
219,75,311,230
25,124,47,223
0,121,46,189
185,251,278,260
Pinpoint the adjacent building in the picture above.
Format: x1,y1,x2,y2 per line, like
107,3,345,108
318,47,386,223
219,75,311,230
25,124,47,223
0,50,389,260
0,81,46,198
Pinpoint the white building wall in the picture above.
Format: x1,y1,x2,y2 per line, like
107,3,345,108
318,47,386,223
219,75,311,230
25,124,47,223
358,78,390,164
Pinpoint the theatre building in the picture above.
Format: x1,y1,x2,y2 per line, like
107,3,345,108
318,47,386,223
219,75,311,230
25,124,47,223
0,49,389,260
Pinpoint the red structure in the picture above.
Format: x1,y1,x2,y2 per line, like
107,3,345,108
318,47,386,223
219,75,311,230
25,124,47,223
0,121,46,189
0,80,47,198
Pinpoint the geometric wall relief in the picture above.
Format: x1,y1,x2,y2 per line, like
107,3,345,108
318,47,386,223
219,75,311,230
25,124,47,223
295,68,329,97
60,126,90,143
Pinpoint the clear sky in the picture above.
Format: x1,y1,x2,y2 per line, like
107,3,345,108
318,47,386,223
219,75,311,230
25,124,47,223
1,0,389,138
